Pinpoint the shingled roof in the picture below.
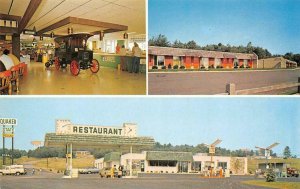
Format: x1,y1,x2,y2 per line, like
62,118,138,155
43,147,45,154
44,133,155,151
146,151,193,161
148,46,257,60
104,152,122,162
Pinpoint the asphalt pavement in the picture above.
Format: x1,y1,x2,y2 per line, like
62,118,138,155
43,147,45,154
2,172,297,189
148,69,300,95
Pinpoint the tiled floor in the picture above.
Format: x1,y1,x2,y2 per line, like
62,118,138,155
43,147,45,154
17,62,146,95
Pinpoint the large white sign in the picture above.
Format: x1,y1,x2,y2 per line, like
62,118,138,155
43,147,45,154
0,118,17,126
55,120,137,137
3,126,14,138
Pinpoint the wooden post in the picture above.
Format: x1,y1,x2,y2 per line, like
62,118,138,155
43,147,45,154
226,83,236,95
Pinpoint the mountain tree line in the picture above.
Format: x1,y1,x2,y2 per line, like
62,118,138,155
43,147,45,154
0,145,296,159
149,34,300,66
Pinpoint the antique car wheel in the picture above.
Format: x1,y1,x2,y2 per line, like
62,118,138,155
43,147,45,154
54,57,60,70
70,60,80,76
90,59,100,73
45,62,50,68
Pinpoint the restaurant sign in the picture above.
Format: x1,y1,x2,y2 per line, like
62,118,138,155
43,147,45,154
0,118,17,126
3,126,14,138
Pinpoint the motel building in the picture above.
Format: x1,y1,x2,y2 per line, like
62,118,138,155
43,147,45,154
95,151,248,176
148,46,258,70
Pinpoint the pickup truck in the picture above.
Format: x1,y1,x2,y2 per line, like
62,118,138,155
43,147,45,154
78,167,100,174
0,165,26,176
287,168,299,177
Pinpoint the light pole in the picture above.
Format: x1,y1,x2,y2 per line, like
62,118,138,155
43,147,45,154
255,143,279,170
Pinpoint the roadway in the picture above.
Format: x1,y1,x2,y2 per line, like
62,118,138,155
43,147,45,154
148,69,300,95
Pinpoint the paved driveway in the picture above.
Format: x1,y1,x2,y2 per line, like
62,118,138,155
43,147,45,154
0,173,279,189
148,69,300,95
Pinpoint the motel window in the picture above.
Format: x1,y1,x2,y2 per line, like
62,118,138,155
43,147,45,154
244,59,248,67
156,56,165,66
202,58,209,68
149,160,177,167
173,56,181,66
215,58,221,67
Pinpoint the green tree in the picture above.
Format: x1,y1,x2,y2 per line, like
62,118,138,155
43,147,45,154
148,34,170,47
283,146,291,159
185,40,198,49
172,40,185,48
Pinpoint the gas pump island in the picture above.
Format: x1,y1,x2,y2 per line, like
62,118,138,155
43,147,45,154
44,120,155,178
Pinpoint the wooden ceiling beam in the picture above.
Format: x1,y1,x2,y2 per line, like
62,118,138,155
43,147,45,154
18,0,42,34
69,17,128,31
36,17,71,36
0,26,18,34
0,13,21,22
37,17,128,36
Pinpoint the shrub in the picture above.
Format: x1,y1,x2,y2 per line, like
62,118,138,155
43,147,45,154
208,65,214,69
216,65,223,69
180,66,185,69
240,65,244,68
173,65,179,69
234,66,239,69
152,65,158,69
246,65,250,68
168,64,172,69
200,65,205,69
266,169,276,182
161,66,166,69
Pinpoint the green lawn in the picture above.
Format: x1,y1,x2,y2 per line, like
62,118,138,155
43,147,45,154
243,180,300,189
1,156,95,171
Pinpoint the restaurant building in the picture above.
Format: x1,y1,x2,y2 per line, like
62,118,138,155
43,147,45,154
95,151,248,176
148,46,258,69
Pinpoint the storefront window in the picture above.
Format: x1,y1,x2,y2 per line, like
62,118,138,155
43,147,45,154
149,160,177,167
217,162,227,169
192,161,202,171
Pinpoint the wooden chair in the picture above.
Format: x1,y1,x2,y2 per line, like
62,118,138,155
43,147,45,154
0,70,12,95
18,62,27,76
10,65,19,93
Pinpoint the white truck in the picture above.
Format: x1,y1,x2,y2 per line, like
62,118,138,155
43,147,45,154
0,165,26,176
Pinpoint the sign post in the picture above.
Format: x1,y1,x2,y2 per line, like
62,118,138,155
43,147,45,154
1,118,17,165
205,139,222,178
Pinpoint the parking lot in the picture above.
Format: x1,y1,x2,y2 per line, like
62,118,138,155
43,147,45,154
2,172,298,189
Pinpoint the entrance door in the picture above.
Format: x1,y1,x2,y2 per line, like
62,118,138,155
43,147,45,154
178,161,188,173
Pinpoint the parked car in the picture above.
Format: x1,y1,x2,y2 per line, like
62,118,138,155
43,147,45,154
0,165,26,176
78,167,100,174
100,167,122,178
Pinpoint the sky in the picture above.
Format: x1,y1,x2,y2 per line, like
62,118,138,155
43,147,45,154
0,97,299,156
148,0,300,54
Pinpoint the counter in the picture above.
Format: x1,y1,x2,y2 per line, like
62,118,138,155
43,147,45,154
93,53,146,73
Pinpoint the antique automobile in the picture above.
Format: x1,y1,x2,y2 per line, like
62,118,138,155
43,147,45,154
45,33,99,76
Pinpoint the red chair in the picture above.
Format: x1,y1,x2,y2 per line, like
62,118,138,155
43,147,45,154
10,65,19,93
0,70,12,95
